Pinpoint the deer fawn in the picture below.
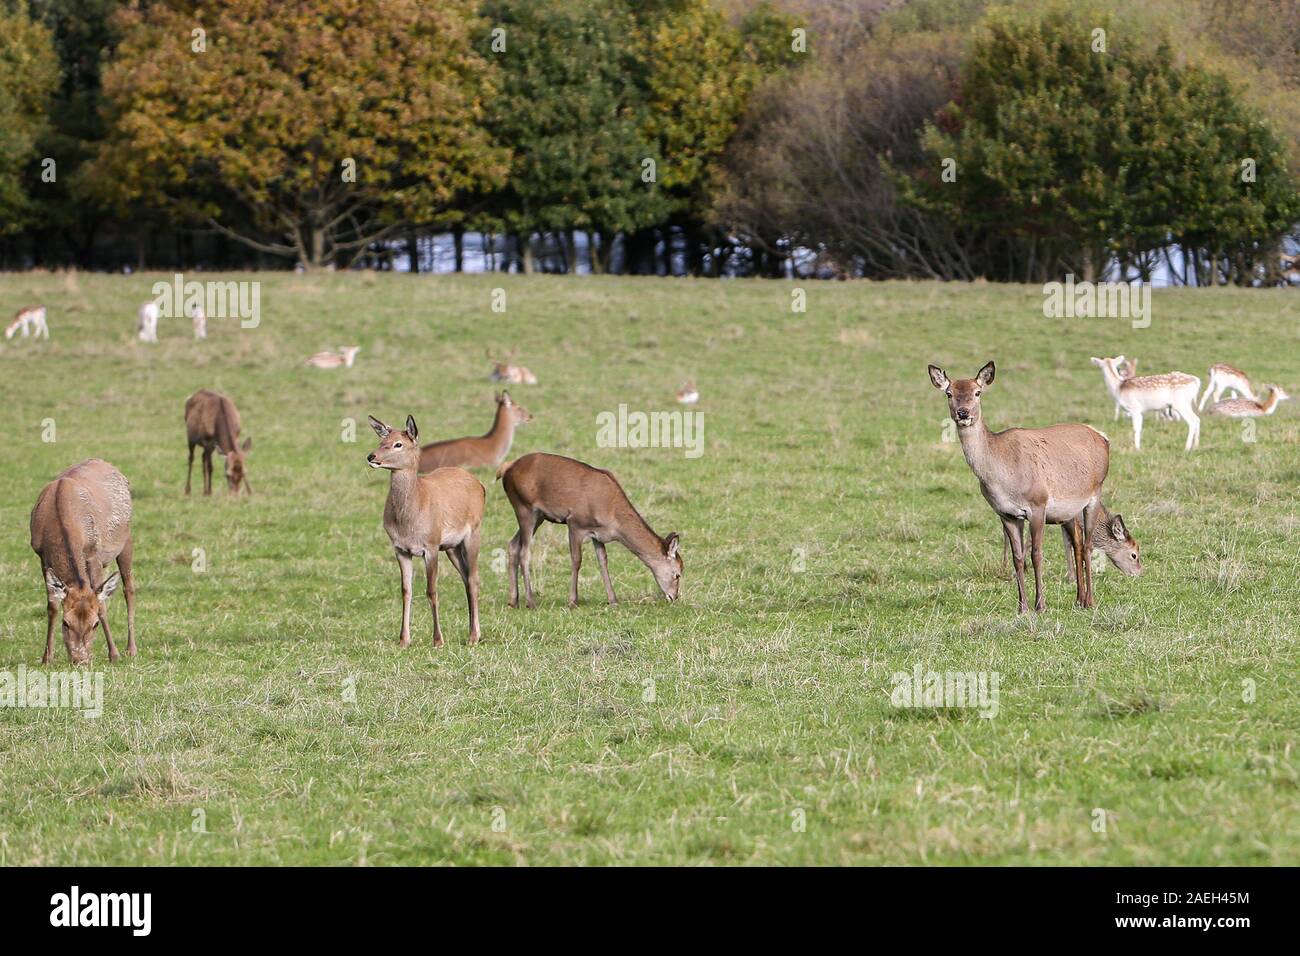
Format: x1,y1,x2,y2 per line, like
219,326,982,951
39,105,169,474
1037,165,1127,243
305,346,361,369
1198,363,1258,410
367,415,485,646
138,301,160,343
418,391,532,472
929,361,1109,613
1209,385,1290,417
5,305,48,339
30,459,137,664
497,452,682,609
1092,356,1201,451
185,389,252,494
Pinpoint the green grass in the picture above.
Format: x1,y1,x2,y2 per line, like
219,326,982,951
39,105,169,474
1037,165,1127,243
1,270,1297,865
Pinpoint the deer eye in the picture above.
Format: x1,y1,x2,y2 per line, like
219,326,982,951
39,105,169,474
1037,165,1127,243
974,390,982,397
393,442,402,448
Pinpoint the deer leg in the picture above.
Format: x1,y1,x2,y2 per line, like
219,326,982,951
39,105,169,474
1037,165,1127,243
1183,404,1201,450
1062,524,1077,583
395,550,413,647
185,443,195,495
202,448,213,495
1029,508,1047,613
1080,503,1100,609
461,531,481,644
1000,517,1028,614
43,600,58,665
1065,517,1088,607
425,552,443,647
520,512,543,610
118,537,137,657
567,526,584,608
1131,411,1143,450
594,541,618,605
98,593,121,663
506,529,522,609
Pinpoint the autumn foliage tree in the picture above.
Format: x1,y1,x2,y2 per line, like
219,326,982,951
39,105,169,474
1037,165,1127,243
91,0,508,267
0,2,59,233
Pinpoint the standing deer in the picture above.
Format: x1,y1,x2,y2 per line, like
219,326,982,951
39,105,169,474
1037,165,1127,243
29,459,137,664
497,452,682,609
1112,358,1136,420
1198,363,1258,410
5,305,49,339
138,301,160,343
367,415,484,646
191,304,207,340
929,361,1109,613
1209,385,1290,417
305,346,361,369
418,391,532,472
1002,499,1141,579
185,389,252,495
1091,356,1201,451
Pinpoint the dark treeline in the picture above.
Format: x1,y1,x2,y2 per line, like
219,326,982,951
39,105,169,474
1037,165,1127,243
2,0,1298,283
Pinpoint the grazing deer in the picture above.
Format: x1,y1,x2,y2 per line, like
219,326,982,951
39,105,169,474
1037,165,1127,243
191,304,207,340
138,301,160,342
5,305,48,339
929,361,1109,613
185,389,252,495
497,452,682,609
29,459,137,664
1198,363,1258,410
305,346,361,368
367,415,485,646
1002,500,1141,579
676,381,700,405
1091,356,1201,451
418,391,532,472
1209,385,1290,417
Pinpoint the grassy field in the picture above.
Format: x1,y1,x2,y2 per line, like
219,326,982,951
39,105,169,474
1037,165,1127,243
0,271,1297,865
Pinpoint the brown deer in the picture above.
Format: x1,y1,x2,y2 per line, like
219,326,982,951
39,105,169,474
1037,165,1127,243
1003,500,1141,579
185,389,252,495
418,391,532,472
929,361,1109,613
29,459,137,664
367,415,485,646
497,452,682,609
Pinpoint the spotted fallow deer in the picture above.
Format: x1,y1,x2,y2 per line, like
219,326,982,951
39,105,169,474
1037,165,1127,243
497,452,682,609
1092,356,1201,451
1209,385,1290,417
5,305,48,339
418,391,532,472
929,361,1110,613
1198,363,1258,410
185,389,252,495
367,415,485,646
305,346,361,369
29,459,137,664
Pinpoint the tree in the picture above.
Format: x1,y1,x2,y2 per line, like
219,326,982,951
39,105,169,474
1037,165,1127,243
0,1,59,234
90,0,508,268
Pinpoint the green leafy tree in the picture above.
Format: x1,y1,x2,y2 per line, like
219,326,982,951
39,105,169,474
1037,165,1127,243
0,1,59,233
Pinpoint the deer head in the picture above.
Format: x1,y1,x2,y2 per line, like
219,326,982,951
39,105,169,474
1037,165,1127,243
45,569,119,665
221,437,252,493
1099,514,1142,576
928,361,995,430
649,533,683,601
497,390,533,427
367,415,420,471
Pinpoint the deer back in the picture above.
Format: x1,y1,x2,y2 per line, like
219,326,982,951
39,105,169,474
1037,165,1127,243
30,459,132,582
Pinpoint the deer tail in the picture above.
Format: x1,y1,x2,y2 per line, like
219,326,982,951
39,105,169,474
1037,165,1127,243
495,459,514,481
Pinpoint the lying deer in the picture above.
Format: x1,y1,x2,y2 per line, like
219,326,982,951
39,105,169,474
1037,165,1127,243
1198,363,1257,410
418,391,532,472
1209,385,1290,417
367,415,485,646
305,346,361,369
929,361,1109,613
676,381,700,405
5,305,49,339
29,459,137,664
185,389,252,494
1092,356,1201,451
497,452,682,609
138,301,159,343
488,354,538,385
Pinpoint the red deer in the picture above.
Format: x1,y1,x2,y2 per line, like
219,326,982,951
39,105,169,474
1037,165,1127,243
29,459,137,664
367,415,485,646
418,391,532,472
929,361,1109,613
497,452,682,609
185,389,252,495
1003,501,1142,579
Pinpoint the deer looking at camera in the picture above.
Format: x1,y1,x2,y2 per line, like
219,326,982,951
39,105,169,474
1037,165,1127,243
929,361,1110,613
367,415,485,646
29,459,137,664
185,389,252,494
418,391,532,472
497,452,682,609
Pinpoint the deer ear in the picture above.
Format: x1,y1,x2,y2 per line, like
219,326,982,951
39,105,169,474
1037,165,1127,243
44,569,67,600
976,361,995,387
501,390,512,405
405,415,418,442
1109,514,1129,542
97,572,120,602
665,533,680,559
368,416,390,438
241,437,252,452
927,365,950,391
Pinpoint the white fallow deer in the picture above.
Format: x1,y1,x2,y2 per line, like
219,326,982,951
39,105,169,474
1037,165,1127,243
5,305,49,339
1092,356,1201,451
305,346,361,369
367,415,485,646
929,361,1110,613
1198,363,1257,410
676,381,700,405
1209,385,1290,417
29,459,138,664
191,304,207,340
137,301,160,342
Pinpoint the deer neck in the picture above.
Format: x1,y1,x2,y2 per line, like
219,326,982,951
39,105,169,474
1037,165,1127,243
1261,391,1279,414
956,418,1001,482
483,404,517,454
613,502,663,566
386,466,424,524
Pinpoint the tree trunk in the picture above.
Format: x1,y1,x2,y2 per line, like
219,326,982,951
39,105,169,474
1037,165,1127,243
453,228,464,273
517,233,532,274
407,231,419,274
